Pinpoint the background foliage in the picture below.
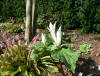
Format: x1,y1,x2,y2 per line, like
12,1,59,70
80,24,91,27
0,0,100,32
0,0,25,21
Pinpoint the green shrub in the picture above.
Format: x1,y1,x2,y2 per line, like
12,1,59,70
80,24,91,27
37,0,81,29
1,0,100,32
1,0,26,21
0,44,58,76
77,0,100,32
37,0,100,32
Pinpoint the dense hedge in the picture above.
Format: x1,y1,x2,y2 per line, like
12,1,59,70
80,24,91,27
37,0,79,29
37,0,100,32
0,0,100,32
0,0,25,21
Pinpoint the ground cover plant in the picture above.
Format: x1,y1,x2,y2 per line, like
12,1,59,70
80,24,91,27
0,22,90,76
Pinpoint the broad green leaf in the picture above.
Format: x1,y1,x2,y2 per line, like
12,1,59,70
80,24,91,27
51,49,61,60
60,48,79,73
51,48,79,73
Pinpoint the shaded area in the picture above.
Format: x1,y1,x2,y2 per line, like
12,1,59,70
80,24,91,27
76,57,100,76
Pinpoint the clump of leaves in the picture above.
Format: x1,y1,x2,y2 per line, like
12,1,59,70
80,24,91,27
0,22,13,29
0,21,91,76
31,43,58,75
0,45,32,76
0,43,58,76
51,44,90,73
0,32,21,49
6,23,24,33
31,35,90,75
31,22,91,75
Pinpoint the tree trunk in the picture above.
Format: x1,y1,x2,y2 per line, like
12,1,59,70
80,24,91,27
32,0,37,37
25,0,37,42
25,0,32,42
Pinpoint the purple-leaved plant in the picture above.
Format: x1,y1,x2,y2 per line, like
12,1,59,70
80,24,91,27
0,42,5,48
12,39,16,45
2,32,8,39
32,34,41,44
36,29,40,33
6,38,12,47
15,34,20,41
1,32,22,49
32,28,41,45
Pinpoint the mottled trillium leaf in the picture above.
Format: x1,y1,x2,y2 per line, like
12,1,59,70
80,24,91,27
51,48,79,73
60,48,79,73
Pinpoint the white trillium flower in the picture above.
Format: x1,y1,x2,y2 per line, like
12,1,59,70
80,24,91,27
48,22,56,42
41,33,46,45
48,22,62,46
49,22,56,33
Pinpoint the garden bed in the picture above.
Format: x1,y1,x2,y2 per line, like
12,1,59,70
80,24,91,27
65,30,100,76
47,30,100,76
0,29,100,76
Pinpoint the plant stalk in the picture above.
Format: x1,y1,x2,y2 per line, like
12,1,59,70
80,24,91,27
50,55,66,76
59,60,66,76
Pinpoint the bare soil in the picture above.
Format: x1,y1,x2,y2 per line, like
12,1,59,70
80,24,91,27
65,30,100,76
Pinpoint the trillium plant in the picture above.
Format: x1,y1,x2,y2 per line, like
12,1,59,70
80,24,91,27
31,22,90,76
0,22,90,76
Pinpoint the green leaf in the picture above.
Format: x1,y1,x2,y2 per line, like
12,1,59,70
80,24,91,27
47,66,58,72
60,48,79,73
51,48,79,73
29,72,35,76
34,64,41,75
30,52,38,60
32,43,45,50
30,48,50,61
47,45,56,51
78,44,90,54
51,50,61,60
46,71,51,76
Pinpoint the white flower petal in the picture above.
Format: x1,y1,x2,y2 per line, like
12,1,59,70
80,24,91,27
41,33,46,45
49,22,53,31
98,65,100,70
53,21,57,32
48,22,56,43
78,72,83,76
57,26,62,46
48,22,62,47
